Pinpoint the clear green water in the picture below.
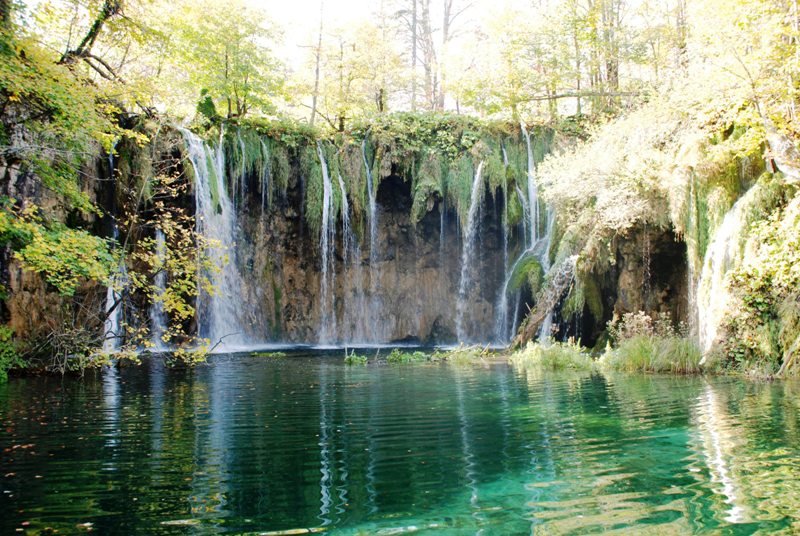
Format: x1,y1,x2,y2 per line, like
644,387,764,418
2,353,800,535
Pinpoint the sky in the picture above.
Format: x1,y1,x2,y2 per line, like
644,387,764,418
250,0,376,65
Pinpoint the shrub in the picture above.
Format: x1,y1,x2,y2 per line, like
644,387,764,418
600,335,702,374
510,339,594,371
0,326,23,381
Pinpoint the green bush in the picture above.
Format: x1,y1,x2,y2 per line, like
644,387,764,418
386,349,429,363
0,326,23,381
600,335,702,374
510,340,594,371
344,352,367,365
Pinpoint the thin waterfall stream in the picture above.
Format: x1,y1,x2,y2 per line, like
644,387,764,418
456,161,486,342
149,228,168,350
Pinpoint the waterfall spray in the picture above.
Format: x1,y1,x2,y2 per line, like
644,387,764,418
317,142,337,344
149,228,168,350
697,185,760,359
182,128,252,350
456,161,486,342
362,135,381,341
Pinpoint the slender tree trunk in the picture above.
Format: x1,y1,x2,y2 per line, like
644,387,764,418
59,0,123,64
419,0,437,109
411,0,417,111
573,26,582,115
225,49,232,118
676,0,688,69
310,1,324,127
438,0,453,110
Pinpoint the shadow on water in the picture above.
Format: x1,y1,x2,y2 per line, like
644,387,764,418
1,352,800,534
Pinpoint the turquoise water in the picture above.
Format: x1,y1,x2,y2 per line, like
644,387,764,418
1,352,800,534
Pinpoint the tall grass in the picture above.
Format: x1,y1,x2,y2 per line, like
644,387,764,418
510,340,594,371
599,335,702,374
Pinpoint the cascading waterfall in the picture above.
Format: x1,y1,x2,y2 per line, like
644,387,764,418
317,142,337,344
536,209,557,342
336,172,367,341
696,185,760,358
493,147,511,342
149,228,168,351
260,139,270,216
361,135,381,339
456,161,486,342
520,122,539,245
494,127,557,344
182,128,251,349
103,266,125,353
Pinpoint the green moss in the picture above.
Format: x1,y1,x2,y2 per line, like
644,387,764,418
507,255,543,294
301,143,324,237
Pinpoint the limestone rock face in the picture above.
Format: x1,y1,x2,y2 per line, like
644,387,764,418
234,170,507,344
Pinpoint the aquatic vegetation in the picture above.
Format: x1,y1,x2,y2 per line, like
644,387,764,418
344,350,367,365
600,336,702,374
253,351,287,358
600,312,702,374
0,326,23,381
386,349,430,364
510,340,594,371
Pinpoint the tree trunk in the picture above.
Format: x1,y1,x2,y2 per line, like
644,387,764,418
310,1,324,127
59,0,123,65
411,0,417,111
419,0,437,110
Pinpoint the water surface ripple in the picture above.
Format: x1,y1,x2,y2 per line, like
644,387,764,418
2,354,800,534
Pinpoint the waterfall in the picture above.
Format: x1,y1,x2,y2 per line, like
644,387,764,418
456,161,486,342
494,190,557,343
361,135,381,339
317,142,337,344
149,228,168,351
336,172,366,341
182,128,251,349
520,122,539,245
259,139,270,216
103,274,124,353
536,209,557,342
515,186,530,244
697,185,760,358
494,147,511,343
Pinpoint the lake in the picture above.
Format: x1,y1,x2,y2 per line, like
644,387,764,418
1,351,799,534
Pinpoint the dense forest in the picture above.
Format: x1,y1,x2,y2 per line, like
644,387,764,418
0,0,799,379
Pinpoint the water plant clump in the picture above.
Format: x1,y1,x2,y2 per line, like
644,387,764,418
599,312,702,374
509,339,594,371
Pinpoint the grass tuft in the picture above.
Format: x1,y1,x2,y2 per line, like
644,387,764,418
510,339,594,371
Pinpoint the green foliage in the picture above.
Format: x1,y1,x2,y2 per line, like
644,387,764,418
507,255,543,294
386,349,429,363
167,0,285,118
253,351,286,358
344,352,368,365
0,325,23,381
601,312,701,374
600,336,702,374
0,29,144,211
197,89,218,123
510,340,594,371
383,346,489,364
715,187,800,376
0,202,116,296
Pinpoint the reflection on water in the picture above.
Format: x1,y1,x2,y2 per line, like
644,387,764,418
1,354,800,535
